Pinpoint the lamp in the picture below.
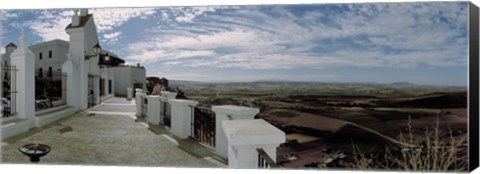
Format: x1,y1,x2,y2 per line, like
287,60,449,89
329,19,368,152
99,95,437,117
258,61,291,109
104,54,110,62
85,43,102,60
93,43,101,55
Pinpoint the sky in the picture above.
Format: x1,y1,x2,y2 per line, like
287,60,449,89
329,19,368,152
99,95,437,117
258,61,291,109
0,2,470,86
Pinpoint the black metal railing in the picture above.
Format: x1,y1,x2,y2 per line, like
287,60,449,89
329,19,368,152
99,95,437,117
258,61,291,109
162,101,171,127
87,73,99,108
1,64,17,117
141,96,148,116
190,105,216,148
35,71,67,111
257,148,279,169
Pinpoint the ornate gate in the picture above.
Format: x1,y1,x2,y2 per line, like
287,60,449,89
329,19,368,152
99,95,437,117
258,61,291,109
162,101,171,127
1,63,17,117
190,105,216,148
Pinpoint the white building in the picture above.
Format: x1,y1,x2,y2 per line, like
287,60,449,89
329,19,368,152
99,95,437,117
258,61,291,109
110,65,146,96
1,43,17,66
28,39,69,78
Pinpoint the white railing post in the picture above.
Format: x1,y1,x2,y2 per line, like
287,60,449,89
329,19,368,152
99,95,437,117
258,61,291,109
222,119,285,169
168,99,198,139
10,34,35,128
135,91,146,117
127,87,133,100
146,95,165,125
211,105,259,159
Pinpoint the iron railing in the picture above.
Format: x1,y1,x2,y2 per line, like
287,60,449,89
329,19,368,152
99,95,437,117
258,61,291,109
257,148,280,169
1,64,17,117
190,105,216,148
162,101,171,127
87,73,99,108
141,96,148,117
35,71,67,111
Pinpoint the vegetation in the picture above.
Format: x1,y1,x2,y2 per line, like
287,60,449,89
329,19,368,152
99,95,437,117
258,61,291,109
350,116,467,172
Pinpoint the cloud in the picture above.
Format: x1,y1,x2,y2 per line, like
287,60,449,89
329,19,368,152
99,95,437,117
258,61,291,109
125,3,467,71
102,31,122,43
28,10,72,41
21,8,157,42
169,7,218,23
90,8,156,32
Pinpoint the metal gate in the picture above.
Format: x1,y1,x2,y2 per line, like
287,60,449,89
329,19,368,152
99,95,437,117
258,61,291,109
87,73,98,108
141,96,147,116
1,64,17,117
162,101,171,127
190,105,216,148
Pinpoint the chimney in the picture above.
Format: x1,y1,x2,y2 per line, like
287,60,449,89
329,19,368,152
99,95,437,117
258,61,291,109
80,9,88,16
71,9,80,26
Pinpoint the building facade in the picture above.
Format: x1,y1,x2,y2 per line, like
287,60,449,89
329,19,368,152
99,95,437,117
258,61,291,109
29,39,69,78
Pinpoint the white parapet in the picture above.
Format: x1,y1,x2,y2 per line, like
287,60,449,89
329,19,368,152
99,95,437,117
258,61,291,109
161,91,177,99
146,95,165,125
135,92,146,117
212,105,259,159
168,99,198,139
222,119,285,169
127,87,133,100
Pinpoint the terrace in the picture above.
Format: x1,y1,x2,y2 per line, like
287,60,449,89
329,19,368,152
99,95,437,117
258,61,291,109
1,90,285,169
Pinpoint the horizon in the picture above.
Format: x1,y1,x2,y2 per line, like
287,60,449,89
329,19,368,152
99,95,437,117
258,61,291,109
166,78,468,88
0,2,469,87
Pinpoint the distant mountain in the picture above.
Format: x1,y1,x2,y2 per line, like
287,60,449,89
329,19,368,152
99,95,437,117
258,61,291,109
390,81,416,86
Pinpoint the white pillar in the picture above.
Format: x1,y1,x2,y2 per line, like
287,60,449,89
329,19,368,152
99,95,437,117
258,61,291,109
94,76,100,104
103,68,108,96
168,99,198,139
161,91,177,99
135,92,146,117
146,95,164,125
212,105,259,158
62,56,79,109
223,119,285,169
10,33,35,127
127,87,133,100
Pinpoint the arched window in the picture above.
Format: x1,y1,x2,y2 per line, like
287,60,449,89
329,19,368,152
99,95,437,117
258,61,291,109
49,50,52,58
39,52,43,60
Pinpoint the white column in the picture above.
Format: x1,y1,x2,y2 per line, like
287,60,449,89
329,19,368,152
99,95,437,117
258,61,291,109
94,76,100,104
212,105,259,158
161,91,177,99
146,95,164,125
127,87,133,100
135,92,146,117
62,56,79,109
103,68,108,96
109,69,114,94
10,33,36,127
168,99,198,139
223,119,285,169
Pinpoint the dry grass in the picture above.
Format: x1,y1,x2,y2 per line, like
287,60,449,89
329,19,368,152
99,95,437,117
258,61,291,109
349,115,467,172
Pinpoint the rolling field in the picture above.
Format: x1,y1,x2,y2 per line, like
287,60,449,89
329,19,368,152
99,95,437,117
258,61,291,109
171,81,468,170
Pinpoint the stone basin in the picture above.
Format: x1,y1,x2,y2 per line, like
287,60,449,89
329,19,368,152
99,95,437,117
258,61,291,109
18,143,51,163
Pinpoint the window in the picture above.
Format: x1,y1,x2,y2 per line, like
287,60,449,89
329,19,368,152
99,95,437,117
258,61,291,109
49,50,52,58
48,67,52,77
38,68,43,77
39,52,42,60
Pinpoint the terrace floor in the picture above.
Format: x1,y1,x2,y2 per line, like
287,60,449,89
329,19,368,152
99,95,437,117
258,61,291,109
0,97,225,168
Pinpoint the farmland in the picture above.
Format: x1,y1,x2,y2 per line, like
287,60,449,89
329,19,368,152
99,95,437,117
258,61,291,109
171,81,468,170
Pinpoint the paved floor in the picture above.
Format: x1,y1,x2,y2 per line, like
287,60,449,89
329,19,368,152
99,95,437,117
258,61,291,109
0,97,223,168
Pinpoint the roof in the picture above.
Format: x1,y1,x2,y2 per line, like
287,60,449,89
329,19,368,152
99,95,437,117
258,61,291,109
5,43,17,48
65,14,92,29
28,39,69,50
